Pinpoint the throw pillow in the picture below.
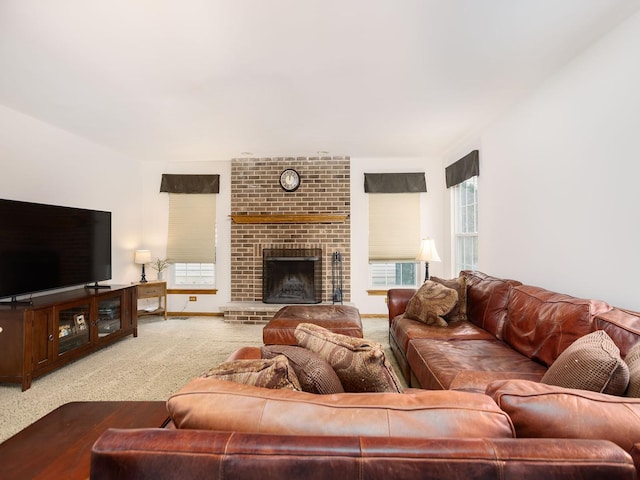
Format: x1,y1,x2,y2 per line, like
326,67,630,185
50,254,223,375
541,330,629,395
430,275,468,323
294,323,404,393
261,345,344,394
201,355,302,391
404,280,458,327
625,342,640,397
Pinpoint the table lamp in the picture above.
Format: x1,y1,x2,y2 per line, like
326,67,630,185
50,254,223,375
134,249,152,283
416,238,441,282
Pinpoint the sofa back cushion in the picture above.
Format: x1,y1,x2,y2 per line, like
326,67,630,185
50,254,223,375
594,308,640,358
502,285,610,367
487,379,640,452
168,377,515,439
461,271,522,338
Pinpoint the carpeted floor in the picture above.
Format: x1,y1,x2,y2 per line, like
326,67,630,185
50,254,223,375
0,315,397,444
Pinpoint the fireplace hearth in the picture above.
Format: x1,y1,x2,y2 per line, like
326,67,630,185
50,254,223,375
262,248,322,304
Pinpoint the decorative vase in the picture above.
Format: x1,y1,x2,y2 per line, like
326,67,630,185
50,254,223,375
157,271,163,281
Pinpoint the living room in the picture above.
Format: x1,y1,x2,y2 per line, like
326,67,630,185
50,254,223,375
2,2,640,478
1,2,639,318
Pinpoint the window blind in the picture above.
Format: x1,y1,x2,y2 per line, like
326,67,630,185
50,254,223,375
166,194,216,263
368,193,421,261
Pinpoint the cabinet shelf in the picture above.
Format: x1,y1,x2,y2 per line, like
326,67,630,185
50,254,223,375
0,285,137,391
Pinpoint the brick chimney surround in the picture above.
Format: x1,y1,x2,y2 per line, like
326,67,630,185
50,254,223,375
223,156,351,323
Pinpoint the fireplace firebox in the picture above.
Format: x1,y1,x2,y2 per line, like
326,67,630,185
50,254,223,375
262,248,322,304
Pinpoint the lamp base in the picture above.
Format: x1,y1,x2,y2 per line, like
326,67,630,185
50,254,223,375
424,262,430,282
140,265,148,283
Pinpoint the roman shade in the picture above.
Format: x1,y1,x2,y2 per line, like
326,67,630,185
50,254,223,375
368,193,421,261
166,194,216,263
445,151,479,188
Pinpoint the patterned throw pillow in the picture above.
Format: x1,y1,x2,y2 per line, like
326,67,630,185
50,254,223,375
430,275,468,323
625,342,640,397
405,280,458,327
201,355,301,391
261,345,344,394
294,323,404,393
541,330,629,395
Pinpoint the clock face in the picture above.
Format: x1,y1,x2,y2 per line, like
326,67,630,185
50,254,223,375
279,169,300,192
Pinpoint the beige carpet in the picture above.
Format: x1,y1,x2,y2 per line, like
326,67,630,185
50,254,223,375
0,315,397,444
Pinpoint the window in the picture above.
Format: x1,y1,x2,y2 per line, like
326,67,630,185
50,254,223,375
166,193,217,287
453,176,478,272
368,193,421,288
173,262,215,286
369,262,418,288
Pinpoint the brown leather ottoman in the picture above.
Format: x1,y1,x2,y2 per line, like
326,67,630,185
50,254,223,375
263,305,363,345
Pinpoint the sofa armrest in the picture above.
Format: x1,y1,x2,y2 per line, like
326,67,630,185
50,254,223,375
91,428,634,480
387,288,416,324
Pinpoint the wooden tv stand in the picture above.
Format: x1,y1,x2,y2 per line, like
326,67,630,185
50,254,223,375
0,285,137,391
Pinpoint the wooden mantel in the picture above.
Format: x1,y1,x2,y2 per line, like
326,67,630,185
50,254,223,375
230,214,348,224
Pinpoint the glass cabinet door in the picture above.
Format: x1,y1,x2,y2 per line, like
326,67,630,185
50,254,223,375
97,296,122,338
57,303,91,355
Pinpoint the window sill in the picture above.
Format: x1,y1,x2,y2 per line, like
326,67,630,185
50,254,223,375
167,288,218,295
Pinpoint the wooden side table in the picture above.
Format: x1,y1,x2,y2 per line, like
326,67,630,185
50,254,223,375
136,281,168,320
0,401,170,480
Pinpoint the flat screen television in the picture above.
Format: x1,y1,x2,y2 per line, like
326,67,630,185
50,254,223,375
0,199,112,302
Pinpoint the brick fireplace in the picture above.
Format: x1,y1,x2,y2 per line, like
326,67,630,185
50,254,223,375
225,156,351,322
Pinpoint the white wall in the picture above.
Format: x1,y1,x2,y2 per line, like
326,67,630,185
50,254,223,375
0,104,143,290
139,160,231,314
473,11,640,311
350,157,445,315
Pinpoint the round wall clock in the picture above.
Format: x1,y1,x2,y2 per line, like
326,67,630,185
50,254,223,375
279,169,301,192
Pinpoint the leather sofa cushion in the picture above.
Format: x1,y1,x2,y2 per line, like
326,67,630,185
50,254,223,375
168,377,515,439
407,338,546,391
200,355,301,391
461,270,522,339
541,330,629,395
391,315,493,353
502,285,611,367
294,323,404,393
487,379,640,452
261,345,344,394
595,308,640,358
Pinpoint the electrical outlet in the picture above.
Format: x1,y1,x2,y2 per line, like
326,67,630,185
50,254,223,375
189,296,197,302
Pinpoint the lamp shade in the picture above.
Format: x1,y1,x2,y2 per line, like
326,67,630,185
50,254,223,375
134,249,152,265
416,238,441,262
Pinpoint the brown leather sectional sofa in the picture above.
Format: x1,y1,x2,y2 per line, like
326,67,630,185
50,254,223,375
90,270,640,479
388,270,639,391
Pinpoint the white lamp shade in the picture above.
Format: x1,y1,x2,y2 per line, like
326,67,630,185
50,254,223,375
134,249,152,264
416,238,441,262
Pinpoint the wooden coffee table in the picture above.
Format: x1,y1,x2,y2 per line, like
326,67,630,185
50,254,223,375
0,401,170,479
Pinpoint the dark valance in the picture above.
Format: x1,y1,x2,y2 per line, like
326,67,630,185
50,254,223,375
445,150,479,188
364,172,427,193
160,174,220,194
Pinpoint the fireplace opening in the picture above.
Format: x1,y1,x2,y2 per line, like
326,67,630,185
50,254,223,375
262,248,322,304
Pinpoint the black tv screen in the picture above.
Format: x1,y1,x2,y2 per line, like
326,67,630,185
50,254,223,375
0,199,112,300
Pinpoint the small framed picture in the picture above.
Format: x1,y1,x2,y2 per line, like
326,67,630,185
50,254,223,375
74,314,87,331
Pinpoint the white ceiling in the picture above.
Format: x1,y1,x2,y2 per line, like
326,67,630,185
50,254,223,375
1,0,639,162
